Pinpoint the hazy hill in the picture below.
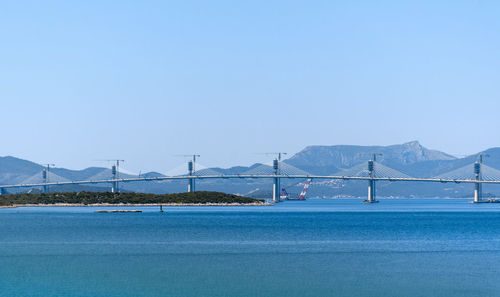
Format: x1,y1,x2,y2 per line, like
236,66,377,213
285,141,456,175
0,156,45,185
2,142,500,198
0,157,137,190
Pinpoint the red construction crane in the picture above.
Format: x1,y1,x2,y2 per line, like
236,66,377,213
298,179,312,200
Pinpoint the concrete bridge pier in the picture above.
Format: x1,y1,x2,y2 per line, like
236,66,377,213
272,159,280,202
473,162,482,203
42,169,48,193
364,160,378,203
111,165,118,193
187,161,195,192
367,179,375,202
273,177,281,202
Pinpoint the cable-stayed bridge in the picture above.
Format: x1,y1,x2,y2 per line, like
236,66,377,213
1,157,500,203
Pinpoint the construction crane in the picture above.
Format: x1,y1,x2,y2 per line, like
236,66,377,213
176,155,201,192
283,178,312,201
95,159,125,192
96,159,125,178
356,153,383,162
176,154,201,175
41,163,55,193
257,153,287,202
280,187,289,200
298,179,312,200
258,152,287,161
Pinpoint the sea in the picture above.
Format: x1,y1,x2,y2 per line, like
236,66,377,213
0,198,499,297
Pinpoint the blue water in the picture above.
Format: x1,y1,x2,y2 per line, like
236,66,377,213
1,198,499,297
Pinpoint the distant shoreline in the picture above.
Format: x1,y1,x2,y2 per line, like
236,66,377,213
0,201,271,209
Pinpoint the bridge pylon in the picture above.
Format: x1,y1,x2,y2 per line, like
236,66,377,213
42,169,48,193
363,160,378,203
473,161,482,203
272,159,280,202
187,161,195,192
111,165,118,193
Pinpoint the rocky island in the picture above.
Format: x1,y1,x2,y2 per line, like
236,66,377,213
0,191,268,207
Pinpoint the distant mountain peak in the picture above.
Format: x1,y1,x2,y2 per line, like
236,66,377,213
402,140,421,147
285,141,456,175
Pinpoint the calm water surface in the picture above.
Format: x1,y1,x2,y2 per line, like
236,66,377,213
0,198,499,297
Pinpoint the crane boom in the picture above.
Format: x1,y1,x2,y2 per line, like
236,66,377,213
298,179,312,200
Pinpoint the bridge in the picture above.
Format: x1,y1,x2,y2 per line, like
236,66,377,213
1,157,500,203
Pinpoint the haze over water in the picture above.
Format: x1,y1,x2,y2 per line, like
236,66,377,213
1,199,499,297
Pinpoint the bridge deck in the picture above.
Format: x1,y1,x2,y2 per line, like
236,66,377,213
0,174,498,190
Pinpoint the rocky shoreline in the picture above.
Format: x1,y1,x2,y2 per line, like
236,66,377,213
0,191,268,208
0,201,271,209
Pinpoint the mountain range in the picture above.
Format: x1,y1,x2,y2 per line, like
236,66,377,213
2,141,500,198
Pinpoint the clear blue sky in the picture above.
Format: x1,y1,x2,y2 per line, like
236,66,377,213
1,0,500,173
